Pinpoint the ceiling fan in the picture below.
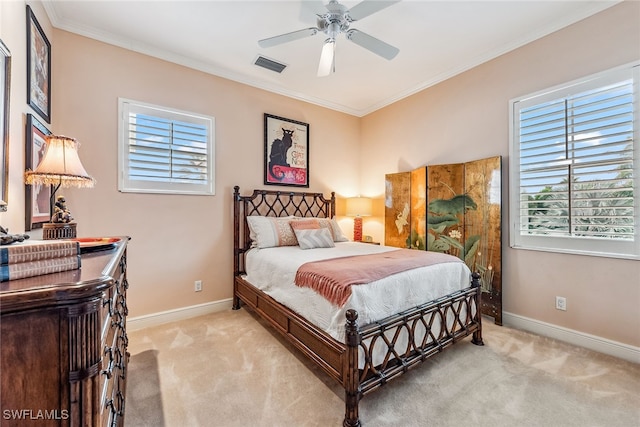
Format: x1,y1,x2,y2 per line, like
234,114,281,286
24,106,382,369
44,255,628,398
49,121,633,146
258,0,400,77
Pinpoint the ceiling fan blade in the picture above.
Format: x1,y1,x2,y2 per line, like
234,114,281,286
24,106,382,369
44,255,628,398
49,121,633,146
346,29,399,60
258,27,318,48
347,0,400,21
317,39,335,77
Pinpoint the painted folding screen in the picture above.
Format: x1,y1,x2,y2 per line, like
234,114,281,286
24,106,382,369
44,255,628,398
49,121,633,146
384,167,427,249
384,171,411,248
463,157,502,324
385,156,502,325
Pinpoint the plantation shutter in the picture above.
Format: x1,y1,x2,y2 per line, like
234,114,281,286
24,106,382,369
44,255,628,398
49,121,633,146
118,99,215,195
510,64,639,259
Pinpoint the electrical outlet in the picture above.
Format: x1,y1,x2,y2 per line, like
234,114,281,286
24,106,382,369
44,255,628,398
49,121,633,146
195,280,202,292
555,296,567,311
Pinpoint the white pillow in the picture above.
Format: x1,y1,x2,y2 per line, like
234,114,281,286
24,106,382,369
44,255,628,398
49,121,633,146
298,218,348,242
246,216,297,248
294,228,336,250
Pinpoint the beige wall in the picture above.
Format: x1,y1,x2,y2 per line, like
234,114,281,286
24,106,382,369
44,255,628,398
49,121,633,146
1,2,638,348
1,2,361,318
1,0,35,234
53,32,363,318
361,1,640,347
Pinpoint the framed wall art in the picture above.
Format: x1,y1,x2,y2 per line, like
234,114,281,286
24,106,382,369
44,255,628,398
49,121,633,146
26,5,51,123
264,113,309,187
0,39,10,212
25,114,51,230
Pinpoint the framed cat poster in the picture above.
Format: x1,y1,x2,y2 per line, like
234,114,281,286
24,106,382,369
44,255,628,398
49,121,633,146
264,113,309,187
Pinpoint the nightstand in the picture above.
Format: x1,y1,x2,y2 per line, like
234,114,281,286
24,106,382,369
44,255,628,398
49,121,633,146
358,241,380,245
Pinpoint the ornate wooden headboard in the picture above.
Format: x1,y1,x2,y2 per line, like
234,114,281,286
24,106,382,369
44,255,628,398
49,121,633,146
233,186,336,276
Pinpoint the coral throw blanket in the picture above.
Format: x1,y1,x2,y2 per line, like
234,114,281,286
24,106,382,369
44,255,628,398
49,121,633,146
295,249,462,307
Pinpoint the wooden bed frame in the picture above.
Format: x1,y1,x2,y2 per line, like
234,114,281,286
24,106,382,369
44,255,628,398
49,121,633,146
232,187,483,427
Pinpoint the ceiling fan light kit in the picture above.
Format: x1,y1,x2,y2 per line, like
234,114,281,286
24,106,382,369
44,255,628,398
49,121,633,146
258,0,400,76
318,39,336,77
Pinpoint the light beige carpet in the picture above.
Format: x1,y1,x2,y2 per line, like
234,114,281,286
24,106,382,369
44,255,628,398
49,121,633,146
125,309,639,427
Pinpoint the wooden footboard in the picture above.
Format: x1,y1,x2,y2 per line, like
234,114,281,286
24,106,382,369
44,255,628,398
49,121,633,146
343,273,483,426
234,273,483,427
234,276,348,384
232,187,483,427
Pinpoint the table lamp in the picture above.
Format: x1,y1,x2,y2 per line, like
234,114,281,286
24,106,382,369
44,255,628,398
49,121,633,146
346,196,372,242
25,135,95,239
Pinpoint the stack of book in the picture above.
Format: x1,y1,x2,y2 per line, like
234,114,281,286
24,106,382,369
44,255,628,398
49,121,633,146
0,240,81,282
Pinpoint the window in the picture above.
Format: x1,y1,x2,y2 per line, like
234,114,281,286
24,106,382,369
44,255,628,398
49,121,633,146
118,98,215,195
509,63,639,260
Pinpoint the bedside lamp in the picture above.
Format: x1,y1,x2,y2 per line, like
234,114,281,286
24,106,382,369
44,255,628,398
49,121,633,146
25,135,95,239
346,196,372,242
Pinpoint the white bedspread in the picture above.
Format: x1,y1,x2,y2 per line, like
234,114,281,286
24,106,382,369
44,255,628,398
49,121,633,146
244,242,471,342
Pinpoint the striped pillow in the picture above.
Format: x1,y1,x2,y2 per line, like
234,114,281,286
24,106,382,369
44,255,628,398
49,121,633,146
294,228,335,250
246,216,297,248
290,217,348,242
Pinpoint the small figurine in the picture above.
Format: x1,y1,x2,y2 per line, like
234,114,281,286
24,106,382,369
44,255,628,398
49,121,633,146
0,225,29,245
52,195,74,223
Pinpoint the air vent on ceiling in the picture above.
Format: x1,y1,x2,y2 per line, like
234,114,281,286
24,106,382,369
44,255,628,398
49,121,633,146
254,56,287,73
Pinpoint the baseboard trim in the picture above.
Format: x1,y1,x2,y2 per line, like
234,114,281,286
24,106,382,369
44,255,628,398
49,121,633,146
128,299,234,332
503,311,639,364
128,305,639,363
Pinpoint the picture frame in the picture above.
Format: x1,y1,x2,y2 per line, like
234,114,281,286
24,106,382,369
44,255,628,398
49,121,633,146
264,113,309,187
25,114,51,230
0,39,10,212
26,5,51,124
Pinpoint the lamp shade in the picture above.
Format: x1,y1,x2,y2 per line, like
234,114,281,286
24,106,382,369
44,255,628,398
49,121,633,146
346,197,372,217
25,135,95,188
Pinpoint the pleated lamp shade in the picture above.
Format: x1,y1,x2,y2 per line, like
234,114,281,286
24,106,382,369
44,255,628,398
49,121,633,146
25,135,95,239
25,135,95,188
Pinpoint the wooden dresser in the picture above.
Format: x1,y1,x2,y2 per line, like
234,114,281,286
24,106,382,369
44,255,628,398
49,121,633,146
0,237,130,426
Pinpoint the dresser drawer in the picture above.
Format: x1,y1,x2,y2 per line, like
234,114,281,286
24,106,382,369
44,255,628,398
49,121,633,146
100,323,119,411
99,256,129,426
0,237,130,427
101,326,128,426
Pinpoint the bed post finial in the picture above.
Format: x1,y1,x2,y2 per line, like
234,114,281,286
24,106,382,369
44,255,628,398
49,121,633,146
471,271,481,288
471,272,484,346
344,309,361,427
330,192,336,218
233,185,242,309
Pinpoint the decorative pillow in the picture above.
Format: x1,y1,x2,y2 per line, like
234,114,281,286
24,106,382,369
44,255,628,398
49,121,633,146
317,218,349,242
294,228,336,250
290,219,320,230
246,216,297,248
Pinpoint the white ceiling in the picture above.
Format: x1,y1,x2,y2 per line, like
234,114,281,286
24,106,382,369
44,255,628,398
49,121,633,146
42,0,619,117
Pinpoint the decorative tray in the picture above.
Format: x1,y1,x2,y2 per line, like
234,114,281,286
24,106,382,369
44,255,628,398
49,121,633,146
73,237,121,254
